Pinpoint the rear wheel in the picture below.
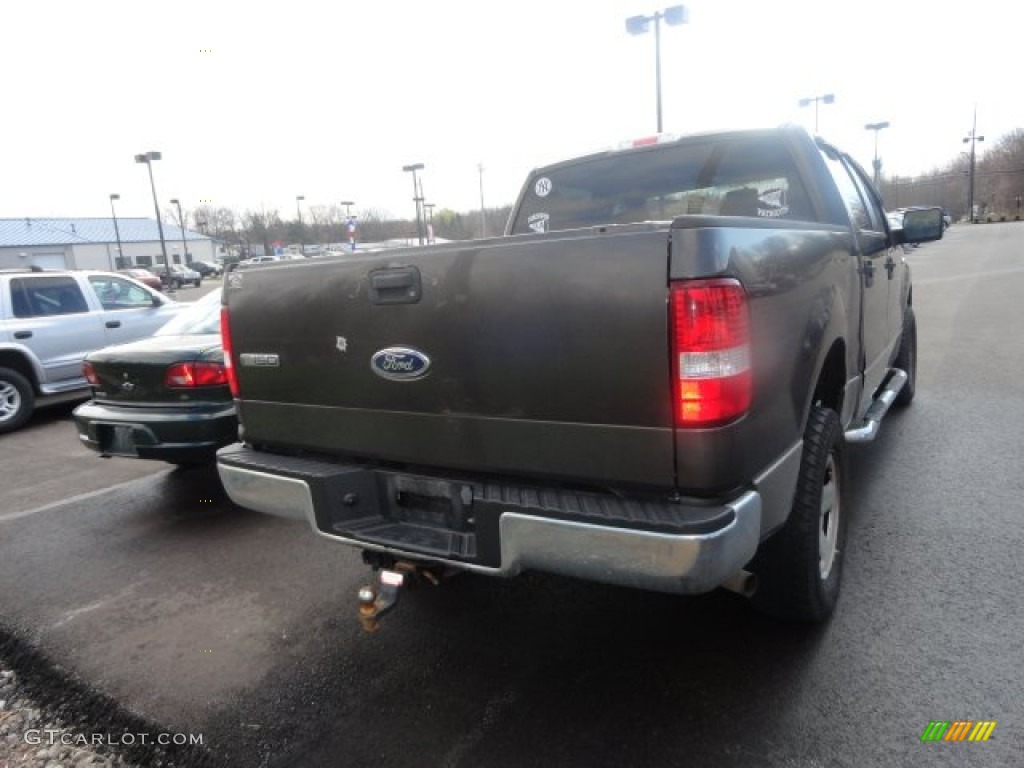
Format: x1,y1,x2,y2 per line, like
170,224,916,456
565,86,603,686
750,406,847,622
893,306,916,406
0,367,35,434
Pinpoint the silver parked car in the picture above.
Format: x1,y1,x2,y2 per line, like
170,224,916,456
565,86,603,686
0,267,183,433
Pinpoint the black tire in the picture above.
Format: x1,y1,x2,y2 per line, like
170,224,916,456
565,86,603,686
0,367,35,435
749,406,847,622
893,306,916,406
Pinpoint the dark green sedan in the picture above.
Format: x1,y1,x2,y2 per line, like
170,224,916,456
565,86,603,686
73,289,237,465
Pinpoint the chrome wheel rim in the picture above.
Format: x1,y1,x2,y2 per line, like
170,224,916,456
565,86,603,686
819,453,840,580
0,381,21,423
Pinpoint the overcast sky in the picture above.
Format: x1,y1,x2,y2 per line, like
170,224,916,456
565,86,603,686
3,0,1022,224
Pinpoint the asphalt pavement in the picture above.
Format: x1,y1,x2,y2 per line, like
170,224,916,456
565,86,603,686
1,227,1021,767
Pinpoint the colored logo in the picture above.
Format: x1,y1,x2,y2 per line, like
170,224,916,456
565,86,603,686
920,721,997,742
370,347,431,381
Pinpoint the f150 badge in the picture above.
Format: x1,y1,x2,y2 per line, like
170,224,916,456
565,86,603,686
370,347,431,381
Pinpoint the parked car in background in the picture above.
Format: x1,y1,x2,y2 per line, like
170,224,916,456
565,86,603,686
189,260,222,277
73,288,236,465
239,256,280,265
161,264,202,289
0,268,182,433
118,268,163,292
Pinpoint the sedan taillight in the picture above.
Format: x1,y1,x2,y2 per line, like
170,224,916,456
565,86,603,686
164,361,229,388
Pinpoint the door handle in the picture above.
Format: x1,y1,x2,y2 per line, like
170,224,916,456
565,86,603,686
106,320,121,328
13,330,32,339
884,257,896,279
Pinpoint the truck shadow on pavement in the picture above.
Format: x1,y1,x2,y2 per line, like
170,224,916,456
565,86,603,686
207,567,835,768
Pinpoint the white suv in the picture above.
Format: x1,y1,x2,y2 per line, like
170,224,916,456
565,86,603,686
0,268,183,433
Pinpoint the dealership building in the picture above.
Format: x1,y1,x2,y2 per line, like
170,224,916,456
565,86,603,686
0,217,218,271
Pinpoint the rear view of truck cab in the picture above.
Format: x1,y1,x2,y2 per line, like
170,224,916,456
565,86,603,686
218,126,942,627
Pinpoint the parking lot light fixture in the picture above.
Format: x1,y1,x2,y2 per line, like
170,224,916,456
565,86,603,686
626,5,689,134
135,152,170,280
864,121,890,187
109,194,124,270
402,164,425,245
798,93,835,133
170,198,188,265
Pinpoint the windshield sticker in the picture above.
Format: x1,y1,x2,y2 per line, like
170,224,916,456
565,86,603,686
527,212,549,233
534,177,552,197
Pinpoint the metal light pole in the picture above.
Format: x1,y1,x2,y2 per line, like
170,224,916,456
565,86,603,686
296,195,305,255
798,93,835,133
109,193,125,269
963,109,985,223
478,163,487,238
169,198,188,265
864,121,890,187
626,5,688,134
340,201,355,251
134,151,169,281
423,203,435,244
402,163,425,245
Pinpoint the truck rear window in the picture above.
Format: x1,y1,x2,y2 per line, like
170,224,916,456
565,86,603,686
510,135,816,235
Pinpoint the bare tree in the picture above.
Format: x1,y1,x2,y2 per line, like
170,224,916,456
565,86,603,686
242,207,283,257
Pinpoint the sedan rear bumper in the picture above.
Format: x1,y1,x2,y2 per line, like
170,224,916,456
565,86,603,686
73,400,237,463
216,444,762,595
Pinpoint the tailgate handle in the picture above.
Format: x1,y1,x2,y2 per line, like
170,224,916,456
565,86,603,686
369,267,422,305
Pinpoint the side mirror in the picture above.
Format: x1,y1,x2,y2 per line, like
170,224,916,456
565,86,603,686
893,207,944,245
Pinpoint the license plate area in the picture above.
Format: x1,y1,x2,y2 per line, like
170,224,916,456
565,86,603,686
99,424,138,456
386,476,475,532
320,470,482,562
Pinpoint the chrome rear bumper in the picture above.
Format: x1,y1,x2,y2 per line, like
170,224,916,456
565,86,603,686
217,444,762,595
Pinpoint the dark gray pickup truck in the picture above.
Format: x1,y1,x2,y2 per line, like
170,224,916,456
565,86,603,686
217,127,943,626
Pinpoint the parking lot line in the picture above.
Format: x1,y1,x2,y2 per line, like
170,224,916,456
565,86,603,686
0,473,166,523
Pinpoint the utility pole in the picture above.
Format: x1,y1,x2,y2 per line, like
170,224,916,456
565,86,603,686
478,163,487,238
963,107,985,223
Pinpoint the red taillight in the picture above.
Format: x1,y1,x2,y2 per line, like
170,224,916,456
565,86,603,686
164,361,228,388
670,279,752,427
220,306,239,397
82,361,99,386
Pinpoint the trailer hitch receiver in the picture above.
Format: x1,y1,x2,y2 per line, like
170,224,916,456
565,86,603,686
358,569,406,632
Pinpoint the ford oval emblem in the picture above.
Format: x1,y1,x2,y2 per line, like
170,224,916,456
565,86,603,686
370,347,431,381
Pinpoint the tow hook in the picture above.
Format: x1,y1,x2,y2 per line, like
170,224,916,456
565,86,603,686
357,561,447,632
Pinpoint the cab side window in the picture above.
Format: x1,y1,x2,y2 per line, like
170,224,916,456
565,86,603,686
10,277,89,317
820,148,889,257
821,150,873,231
844,161,887,233
88,276,154,310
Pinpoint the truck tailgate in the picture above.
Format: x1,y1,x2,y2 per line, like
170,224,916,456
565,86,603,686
226,227,676,487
